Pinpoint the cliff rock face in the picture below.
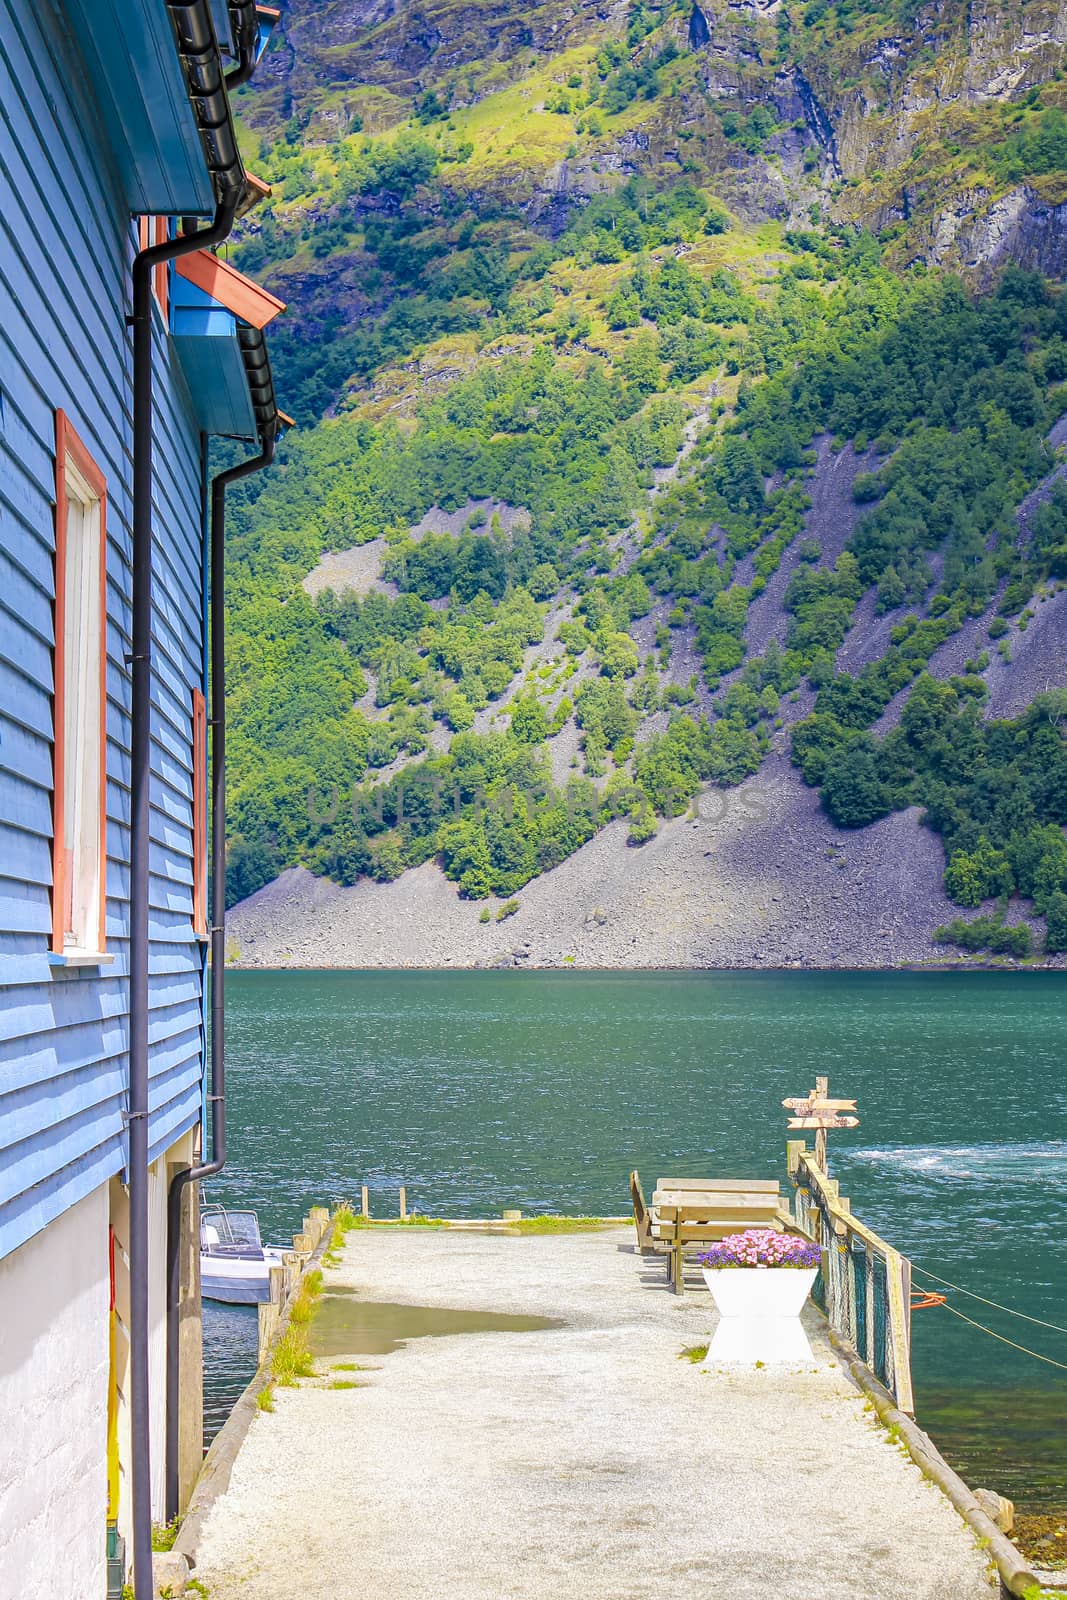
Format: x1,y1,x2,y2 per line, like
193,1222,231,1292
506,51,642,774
247,0,1067,278
249,0,614,122
919,184,1067,286
962,1,1067,97
679,0,1067,275
784,1,1067,274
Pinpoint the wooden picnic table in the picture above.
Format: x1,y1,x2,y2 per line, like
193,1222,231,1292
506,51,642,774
649,1178,788,1294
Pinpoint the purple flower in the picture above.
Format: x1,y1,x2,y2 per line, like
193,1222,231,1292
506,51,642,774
697,1228,821,1270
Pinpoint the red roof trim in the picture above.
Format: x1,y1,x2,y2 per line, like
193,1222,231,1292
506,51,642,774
174,251,286,329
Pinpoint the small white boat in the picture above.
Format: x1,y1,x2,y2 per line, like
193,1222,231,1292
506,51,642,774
200,1204,284,1305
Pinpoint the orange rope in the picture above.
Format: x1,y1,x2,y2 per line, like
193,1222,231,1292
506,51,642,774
908,1261,1067,1336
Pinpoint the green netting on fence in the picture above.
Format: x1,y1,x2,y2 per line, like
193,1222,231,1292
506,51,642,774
793,1174,898,1401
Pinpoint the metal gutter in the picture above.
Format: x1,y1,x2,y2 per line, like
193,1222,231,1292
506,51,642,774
225,0,259,88
129,193,240,1600
237,323,280,437
166,1,246,202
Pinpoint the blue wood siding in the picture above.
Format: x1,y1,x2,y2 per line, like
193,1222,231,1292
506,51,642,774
0,0,208,1260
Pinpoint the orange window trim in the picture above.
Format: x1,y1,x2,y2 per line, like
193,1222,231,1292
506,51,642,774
52,410,108,954
137,217,170,315
192,688,207,937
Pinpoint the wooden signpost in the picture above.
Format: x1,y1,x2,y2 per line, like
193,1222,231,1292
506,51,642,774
783,1075,859,1170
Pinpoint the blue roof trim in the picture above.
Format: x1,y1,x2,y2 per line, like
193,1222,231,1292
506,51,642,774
255,7,278,61
173,306,238,338
173,337,257,436
57,0,216,214
170,269,257,437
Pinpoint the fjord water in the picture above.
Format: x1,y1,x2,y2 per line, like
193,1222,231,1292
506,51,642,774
205,969,1066,1506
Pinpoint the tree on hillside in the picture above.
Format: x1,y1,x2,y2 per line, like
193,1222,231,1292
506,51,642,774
943,840,1014,907
820,742,891,828
709,437,765,515
510,696,549,744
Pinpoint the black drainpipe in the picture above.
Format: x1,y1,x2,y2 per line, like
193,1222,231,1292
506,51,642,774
129,194,239,1600
128,0,253,1590
225,0,260,88
164,423,277,1521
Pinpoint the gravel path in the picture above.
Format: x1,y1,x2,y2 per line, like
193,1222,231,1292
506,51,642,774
193,1228,994,1600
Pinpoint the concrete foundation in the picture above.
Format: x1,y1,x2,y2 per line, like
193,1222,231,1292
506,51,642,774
194,1227,995,1600
0,1131,202,1598
0,1185,110,1600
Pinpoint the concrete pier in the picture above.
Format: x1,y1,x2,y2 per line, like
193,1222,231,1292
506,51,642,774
192,1227,993,1599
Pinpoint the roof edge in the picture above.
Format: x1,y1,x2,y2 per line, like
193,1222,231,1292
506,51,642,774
165,0,246,203
174,250,286,328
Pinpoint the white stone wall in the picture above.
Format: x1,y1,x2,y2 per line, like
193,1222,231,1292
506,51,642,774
0,1132,198,1597
0,1184,110,1600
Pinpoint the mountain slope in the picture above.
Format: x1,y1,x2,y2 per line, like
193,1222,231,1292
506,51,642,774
222,0,1067,967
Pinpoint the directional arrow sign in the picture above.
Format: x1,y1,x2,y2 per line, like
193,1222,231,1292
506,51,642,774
787,1114,860,1130
782,1096,857,1112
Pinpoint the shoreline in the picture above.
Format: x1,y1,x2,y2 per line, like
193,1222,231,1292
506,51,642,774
226,958,1067,973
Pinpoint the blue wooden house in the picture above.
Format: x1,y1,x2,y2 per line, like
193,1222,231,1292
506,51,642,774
0,2,284,1595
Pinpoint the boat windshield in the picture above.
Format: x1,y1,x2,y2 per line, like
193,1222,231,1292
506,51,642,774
200,1208,265,1258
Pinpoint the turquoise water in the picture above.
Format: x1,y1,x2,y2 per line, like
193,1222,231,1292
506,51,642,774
204,969,1067,1504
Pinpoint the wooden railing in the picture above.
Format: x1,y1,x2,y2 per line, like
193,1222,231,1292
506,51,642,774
787,1142,914,1414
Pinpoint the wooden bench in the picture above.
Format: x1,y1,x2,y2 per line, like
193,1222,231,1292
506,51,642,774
651,1180,786,1294
629,1170,665,1257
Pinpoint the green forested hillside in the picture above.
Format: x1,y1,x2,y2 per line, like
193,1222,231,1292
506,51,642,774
223,0,1067,957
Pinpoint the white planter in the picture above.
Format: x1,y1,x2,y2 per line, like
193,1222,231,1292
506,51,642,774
702,1266,818,1365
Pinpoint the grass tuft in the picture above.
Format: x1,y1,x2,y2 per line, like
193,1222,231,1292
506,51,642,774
273,1325,315,1386
257,1383,276,1412
333,1202,360,1234
680,1344,708,1363
512,1215,612,1233
288,1269,324,1327
270,1262,327,1381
